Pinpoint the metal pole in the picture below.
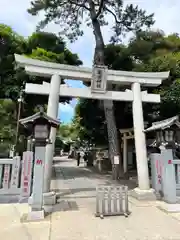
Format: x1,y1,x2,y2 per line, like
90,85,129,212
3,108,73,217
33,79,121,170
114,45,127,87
15,91,23,152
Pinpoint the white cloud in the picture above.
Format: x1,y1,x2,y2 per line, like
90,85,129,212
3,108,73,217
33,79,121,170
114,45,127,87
59,103,73,112
0,0,38,37
59,103,74,123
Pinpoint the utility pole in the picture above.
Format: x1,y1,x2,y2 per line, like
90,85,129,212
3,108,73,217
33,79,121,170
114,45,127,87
15,90,23,153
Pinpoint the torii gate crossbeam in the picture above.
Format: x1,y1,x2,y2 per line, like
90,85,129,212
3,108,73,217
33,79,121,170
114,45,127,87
25,82,161,103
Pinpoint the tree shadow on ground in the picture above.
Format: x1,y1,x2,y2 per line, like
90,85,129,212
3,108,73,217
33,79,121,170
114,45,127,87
52,164,137,193
0,195,20,204
50,200,79,212
52,165,114,182
55,188,97,199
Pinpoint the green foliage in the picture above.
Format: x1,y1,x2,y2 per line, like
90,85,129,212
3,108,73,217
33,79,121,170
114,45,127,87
27,31,65,53
57,123,79,142
159,79,180,118
0,24,82,112
138,52,180,78
29,47,65,63
72,99,107,145
0,24,82,103
130,31,180,120
73,30,180,144
129,30,167,63
0,23,82,150
0,24,27,100
0,99,16,154
27,32,83,65
104,44,133,70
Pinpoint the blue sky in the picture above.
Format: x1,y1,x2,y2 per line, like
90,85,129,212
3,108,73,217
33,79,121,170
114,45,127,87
58,80,85,123
0,0,180,123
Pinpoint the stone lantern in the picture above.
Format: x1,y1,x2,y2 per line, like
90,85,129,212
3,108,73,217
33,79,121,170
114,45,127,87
145,116,180,149
19,109,59,221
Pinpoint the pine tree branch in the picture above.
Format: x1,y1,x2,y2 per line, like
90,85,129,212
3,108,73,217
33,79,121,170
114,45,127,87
94,0,104,19
69,0,90,11
104,6,121,24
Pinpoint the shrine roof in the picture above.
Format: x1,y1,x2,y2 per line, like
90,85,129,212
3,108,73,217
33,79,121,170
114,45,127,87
19,111,60,126
144,116,180,132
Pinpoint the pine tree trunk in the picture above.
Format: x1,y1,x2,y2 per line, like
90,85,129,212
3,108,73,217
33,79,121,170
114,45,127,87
103,100,123,179
88,1,123,179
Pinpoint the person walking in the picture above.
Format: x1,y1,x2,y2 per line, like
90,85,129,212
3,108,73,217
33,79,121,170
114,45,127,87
77,152,80,166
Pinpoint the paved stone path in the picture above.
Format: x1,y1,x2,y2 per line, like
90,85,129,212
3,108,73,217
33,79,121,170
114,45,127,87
1,156,180,239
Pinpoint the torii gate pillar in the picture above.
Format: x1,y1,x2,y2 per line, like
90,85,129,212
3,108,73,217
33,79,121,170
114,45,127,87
43,74,61,206
131,82,156,199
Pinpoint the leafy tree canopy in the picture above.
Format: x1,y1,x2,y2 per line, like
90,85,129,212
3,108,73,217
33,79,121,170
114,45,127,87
0,23,82,152
73,30,180,145
0,24,82,111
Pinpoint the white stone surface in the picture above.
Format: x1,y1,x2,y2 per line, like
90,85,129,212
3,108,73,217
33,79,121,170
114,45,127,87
130,187,156,201
2,164,10,189
43,191,56,205
25,83,161,103
1,158,180,239
132,82,150,190
158,202,180,213
15,54,169,86
10,156,20,189
44,74,61,194
21,151,33,198
27,210,45,221
32,146,45,210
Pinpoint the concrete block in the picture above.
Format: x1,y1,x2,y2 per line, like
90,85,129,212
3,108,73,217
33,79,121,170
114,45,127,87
158,202,180,213
21,210,45,222
130,187,156,201
43,191,56,205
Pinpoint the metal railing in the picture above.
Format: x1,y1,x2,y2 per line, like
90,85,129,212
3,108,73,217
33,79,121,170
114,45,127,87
95,185,130,219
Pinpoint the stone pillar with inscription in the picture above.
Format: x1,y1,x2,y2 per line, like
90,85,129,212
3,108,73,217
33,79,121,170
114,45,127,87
20,151,33,200
27,142,46,221
27,125,50,221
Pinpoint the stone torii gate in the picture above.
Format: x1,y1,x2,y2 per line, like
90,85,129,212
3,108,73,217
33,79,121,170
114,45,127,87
14,54,169,200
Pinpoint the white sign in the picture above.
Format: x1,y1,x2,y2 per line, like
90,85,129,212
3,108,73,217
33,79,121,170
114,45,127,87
35,125,48,139
103,150,109,158
114,156,119,165
80,151,84,157
3,164,10,189
10,156,20,189
9,150,14,158
91,65,108,93
21,151,33,197
32,146,45,210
